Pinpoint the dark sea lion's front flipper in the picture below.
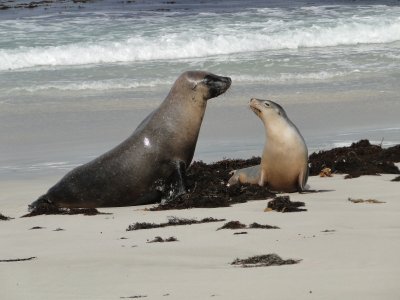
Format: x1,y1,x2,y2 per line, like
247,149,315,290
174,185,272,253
136,190,162,206
170,160,187,198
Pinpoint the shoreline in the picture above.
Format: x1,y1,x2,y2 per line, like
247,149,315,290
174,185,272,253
2,139,398,216
2,92,400,180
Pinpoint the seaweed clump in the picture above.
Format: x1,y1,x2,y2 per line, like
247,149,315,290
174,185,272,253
0,257,37,263
248,222,280,229
309,140,400,178
22,204,109,217
152,157,275,210
217,221,280,230
217,221,247,230
147,236,178,243
266,196,306,213
231,253,301,268
0,213,13,221
392,176,400,182
126,216,225,231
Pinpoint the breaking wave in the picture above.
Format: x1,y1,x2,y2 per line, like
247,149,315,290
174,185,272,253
1,6,400,71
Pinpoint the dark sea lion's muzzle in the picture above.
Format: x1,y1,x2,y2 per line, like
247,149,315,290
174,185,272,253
203,74,232,99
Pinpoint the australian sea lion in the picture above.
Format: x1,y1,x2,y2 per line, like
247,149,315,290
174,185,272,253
228,98,308,192
30,71,231,209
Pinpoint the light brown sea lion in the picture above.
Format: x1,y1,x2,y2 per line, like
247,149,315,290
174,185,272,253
29,71,231,209
228,98,308,192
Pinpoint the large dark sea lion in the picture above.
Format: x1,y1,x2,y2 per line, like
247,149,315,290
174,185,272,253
228,98,308,192
30,71,231,209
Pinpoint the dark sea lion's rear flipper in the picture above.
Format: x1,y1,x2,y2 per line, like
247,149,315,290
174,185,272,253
22,195,61,217
160,160,188,203
28,195,54,211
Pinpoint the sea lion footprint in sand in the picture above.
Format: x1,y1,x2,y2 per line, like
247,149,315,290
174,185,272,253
228,98,308,192
29,71,231,209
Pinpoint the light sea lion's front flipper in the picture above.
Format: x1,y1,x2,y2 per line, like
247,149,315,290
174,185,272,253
228,165,261,185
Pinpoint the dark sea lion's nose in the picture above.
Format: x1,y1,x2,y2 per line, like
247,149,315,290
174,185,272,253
204,74,232,98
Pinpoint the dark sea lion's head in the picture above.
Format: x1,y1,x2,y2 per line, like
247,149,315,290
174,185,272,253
172,71,231,102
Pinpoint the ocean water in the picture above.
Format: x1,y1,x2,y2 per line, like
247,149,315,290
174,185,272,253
1,0,400,178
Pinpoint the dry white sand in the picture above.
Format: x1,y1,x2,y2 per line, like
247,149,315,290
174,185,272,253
1,173,399,300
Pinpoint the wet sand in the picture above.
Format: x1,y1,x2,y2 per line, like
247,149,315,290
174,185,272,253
2,86,400,180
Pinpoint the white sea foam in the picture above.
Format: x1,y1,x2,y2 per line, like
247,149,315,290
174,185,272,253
4,71,352,94
232,71,347,83
0,161,80,173
7,79,172,93
1,8,400,71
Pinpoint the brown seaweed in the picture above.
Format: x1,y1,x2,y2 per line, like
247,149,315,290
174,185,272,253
152,158,274,210
147,236,178,243
127,216,225,231
0,213,13,221
0,257,37,263
265,196,307,213
309,140,400,178
231,253,301,268
217,221,280,230
22,204,110,217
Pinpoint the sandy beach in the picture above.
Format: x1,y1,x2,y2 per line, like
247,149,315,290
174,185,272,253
1,1,400,299
1,171,399,300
